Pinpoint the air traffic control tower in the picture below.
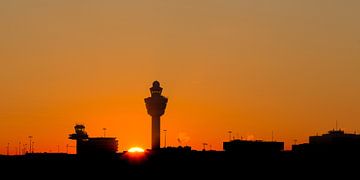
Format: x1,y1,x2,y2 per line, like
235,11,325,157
145,81,168,150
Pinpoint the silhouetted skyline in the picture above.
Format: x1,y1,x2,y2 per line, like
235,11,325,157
1,80,358,157
1,78,360,179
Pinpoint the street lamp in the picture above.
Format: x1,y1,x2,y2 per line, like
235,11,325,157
227,131,232,141
7,143,9,155
23,144,27,154
103,128,107,137
66,144,75,154
32,142,35,153
202,143,208,151
28,136,33,153
163,129,167,148
18,142,21,155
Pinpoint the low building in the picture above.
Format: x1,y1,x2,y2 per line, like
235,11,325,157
292,129,360,156
223,139,284,154
309,129,360,145
69,124,118,157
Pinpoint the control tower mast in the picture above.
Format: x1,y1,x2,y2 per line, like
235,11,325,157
145,81,168,150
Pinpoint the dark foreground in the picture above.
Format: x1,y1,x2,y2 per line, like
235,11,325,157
0,150,358,179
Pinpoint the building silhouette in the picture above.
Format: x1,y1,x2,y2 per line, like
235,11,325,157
223,139,284,155
69,124,118,157
292,129,360,156
145,81,168,150
161,146,192,153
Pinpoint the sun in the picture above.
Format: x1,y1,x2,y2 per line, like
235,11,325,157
128,147,145,153
125,147,146,164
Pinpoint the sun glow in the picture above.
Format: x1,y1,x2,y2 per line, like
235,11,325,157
128,147,145,153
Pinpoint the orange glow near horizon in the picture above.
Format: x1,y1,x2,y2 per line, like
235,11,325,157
0,1,360,155
124,147,147,164
128,147,145,153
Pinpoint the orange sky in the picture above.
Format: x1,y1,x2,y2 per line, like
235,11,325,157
1,1,360,154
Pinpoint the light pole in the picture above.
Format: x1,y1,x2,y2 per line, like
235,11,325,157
18,142,21,155
32,142,35,153
7,143,9,156
66,144,75,154
23,144,27,154
228,131,232,141
202,143,208,151
163,129,167,148
103,128,107,137
28,136,33,153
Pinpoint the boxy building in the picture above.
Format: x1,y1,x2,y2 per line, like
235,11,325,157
223,139,284,155
292,129,360,156
69,124,118,157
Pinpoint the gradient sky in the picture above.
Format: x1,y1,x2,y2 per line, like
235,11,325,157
1,0,360,154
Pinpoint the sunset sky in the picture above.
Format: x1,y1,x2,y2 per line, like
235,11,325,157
1,0,360,154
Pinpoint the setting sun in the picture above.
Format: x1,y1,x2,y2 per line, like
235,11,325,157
128,147,145,153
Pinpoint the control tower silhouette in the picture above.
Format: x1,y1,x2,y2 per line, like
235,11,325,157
145,81,168,150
